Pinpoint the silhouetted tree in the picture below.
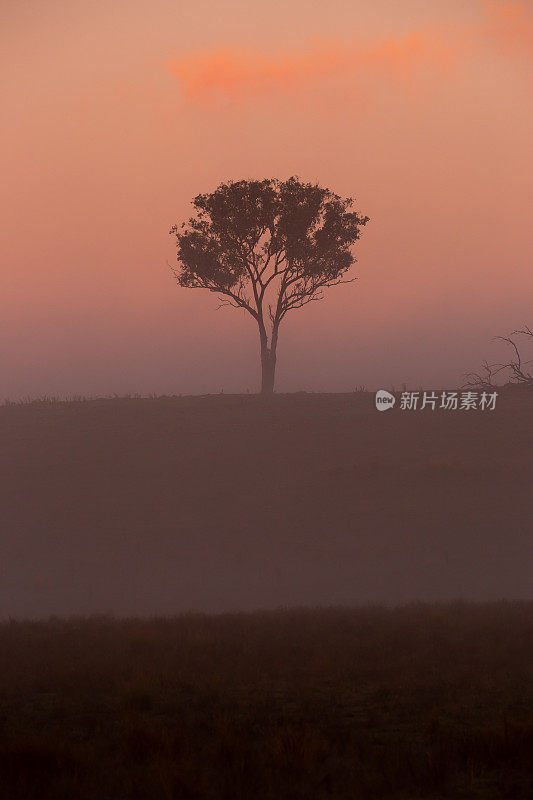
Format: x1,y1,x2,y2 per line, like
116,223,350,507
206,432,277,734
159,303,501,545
170,177,368,394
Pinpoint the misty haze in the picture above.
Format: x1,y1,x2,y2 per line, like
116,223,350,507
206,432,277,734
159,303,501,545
2,389,532,618
2,0,532,798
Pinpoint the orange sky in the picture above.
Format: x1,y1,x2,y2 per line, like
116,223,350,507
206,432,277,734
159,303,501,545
2,0,532,397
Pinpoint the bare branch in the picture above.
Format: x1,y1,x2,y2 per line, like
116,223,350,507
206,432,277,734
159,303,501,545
465,326,533,388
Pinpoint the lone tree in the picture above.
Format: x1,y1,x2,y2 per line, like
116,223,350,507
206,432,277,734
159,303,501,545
170,177,368,394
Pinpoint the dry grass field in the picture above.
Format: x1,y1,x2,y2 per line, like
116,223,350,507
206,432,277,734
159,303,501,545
0,604,532,799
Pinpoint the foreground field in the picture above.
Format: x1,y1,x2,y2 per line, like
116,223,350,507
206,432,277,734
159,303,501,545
1,603,532,799
1,391,532,616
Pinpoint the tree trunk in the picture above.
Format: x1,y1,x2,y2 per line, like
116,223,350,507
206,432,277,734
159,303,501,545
259,320,279,395
261,348,276,395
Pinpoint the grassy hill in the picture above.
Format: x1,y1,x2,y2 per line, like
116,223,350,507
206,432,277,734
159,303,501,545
1,603,532,799
1,391,532,617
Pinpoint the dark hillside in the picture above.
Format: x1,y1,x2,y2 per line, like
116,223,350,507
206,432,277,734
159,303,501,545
1,392,531,617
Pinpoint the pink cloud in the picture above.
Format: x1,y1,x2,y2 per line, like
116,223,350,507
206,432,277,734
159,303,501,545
481,1,533,53
167,2,532,106
168,30,457,105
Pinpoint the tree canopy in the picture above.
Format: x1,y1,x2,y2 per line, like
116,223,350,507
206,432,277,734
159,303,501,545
170,177,369,393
